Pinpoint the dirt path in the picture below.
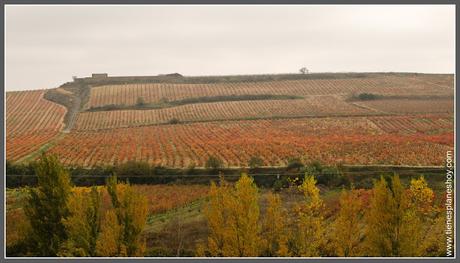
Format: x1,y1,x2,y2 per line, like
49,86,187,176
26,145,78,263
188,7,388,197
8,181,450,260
44,83,89,132
62,94,81,132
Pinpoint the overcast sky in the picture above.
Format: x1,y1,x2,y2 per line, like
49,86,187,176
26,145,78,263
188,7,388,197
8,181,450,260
5,5,455,91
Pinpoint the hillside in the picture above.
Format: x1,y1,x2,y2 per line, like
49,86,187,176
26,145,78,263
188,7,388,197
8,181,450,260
6,90,66,161
5,72,454,167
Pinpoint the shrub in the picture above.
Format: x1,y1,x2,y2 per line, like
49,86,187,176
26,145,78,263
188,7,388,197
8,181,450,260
115,161,151,176
272,179,284,192
248,156,264,169
168,118,180,124
205,156,224,170
6,161,35,175
316,167,341,187
185,162,197,175
287,158,304,170
136,97,146,107
304,161,348,187
357,93,380,100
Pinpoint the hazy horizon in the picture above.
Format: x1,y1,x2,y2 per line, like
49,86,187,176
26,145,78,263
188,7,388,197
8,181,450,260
5,5,455,91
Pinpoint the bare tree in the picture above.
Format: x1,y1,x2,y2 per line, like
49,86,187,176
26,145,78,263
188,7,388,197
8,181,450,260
299,67,309,74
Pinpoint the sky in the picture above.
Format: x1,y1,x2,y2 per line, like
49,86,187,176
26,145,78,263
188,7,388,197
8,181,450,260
5,5,456,91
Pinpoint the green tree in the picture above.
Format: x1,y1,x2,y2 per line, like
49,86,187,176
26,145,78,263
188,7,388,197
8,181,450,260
205,155,224,170
24,154,72,256
286,157,304,170
248,156,264,169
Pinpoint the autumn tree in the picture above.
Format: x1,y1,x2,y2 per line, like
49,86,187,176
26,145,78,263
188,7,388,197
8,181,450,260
420,212,447,256
261,192,289,256
364,175,427,257
204,174,260,257
96,210,123,256
333,188,364,256
407,176,435,217
96,176,148,256
204,177,231,256
290,174,324,256
405,176,436,256
365,176,398,256
59,187,102,256
230,173,260,256
24,154,72,256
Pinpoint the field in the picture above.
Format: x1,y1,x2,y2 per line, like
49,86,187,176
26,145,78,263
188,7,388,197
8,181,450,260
46,116,452,167
74,96,373,131
5,73,454,168
369,114,453,135
354,98,454,114
6,90,66,161
85,74,454,109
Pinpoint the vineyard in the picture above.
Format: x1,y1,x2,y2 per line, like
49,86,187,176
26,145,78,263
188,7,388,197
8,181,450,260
5,73,454,168
369,114,453,136
355,98,454,114
74,96,373,131
6,90,66,161
73,184,208,214
45,117,453,168
85,74,454,109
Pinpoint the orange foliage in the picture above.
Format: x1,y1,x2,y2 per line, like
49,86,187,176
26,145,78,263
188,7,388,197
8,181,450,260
6,90,66,161
47,117,453,167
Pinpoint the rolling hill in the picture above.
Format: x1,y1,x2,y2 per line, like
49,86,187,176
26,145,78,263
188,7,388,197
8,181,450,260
5,72,454,167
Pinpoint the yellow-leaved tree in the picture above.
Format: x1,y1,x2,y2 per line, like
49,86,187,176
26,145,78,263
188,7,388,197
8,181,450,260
96,209,123,257
364,175,429,257
229,173,260,256
333,188,363,257
405,176,437,256
290,174,324,257
96,176,148,257
59,187,102,256
204,173,260,257
204,177,231,256
261,192,289,256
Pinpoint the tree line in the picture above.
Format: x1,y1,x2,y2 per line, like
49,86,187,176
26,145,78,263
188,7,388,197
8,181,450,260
198,173,448,257
7,155,449,257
